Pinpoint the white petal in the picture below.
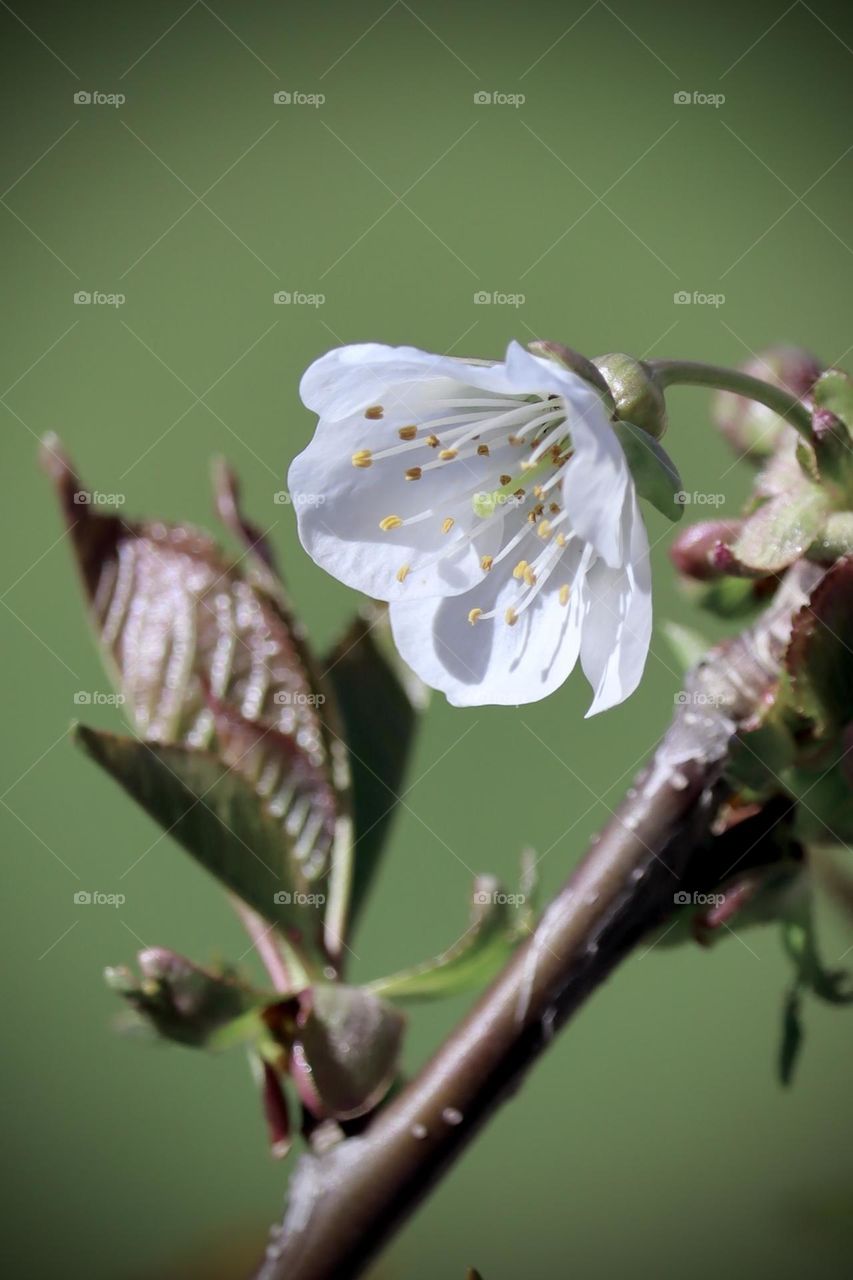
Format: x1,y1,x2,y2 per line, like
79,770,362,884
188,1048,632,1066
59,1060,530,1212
502,343,631,570
579,492,652,716
300,343,524,422
287,387,507,601
300,340,610,422
389,543,587,707
561,414,630,570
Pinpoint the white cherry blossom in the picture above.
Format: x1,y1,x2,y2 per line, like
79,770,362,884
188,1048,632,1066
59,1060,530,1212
288,341,653,713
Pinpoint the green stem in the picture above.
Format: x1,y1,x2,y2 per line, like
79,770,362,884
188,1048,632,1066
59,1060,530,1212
649,359,813,438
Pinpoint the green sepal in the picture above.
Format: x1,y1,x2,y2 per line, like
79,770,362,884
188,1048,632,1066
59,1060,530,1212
613,420,683,522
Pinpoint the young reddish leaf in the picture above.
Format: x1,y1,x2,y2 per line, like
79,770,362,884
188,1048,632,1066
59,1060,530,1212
43,438,352,956
786,556,853,731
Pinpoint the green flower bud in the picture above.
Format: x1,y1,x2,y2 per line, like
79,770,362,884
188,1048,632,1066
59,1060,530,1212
592,352,668,439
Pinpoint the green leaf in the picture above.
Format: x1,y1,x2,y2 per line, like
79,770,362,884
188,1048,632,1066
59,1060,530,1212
613,420,683,522
368,871,533,1002
732,484,829,573
290,984,406,1120
322,610,421,929
786,556,853,732
75,725,329,973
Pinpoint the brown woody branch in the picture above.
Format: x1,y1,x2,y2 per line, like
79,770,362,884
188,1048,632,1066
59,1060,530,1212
254,562,820,1280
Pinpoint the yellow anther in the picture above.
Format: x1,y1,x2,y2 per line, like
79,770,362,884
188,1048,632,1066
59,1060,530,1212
365,405,384,419
405,466,422,481
351,449,373,468
523,566,537,587
559,584,570,606
480,555,493,572
426,434,440,448
505,607,519,626
537,519,553,540
379,515,403,532
397,564,411,583
533,485,544,499
468,607,483,625
398,424,418,441
556,532,567,547
439,448,458,461
441,517,455,534
512,559,528,580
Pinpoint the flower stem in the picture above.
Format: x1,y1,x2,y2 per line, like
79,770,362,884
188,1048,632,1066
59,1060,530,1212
649,359,813,437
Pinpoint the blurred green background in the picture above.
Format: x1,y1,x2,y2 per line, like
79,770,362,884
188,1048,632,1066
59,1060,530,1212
3,1,853,1276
